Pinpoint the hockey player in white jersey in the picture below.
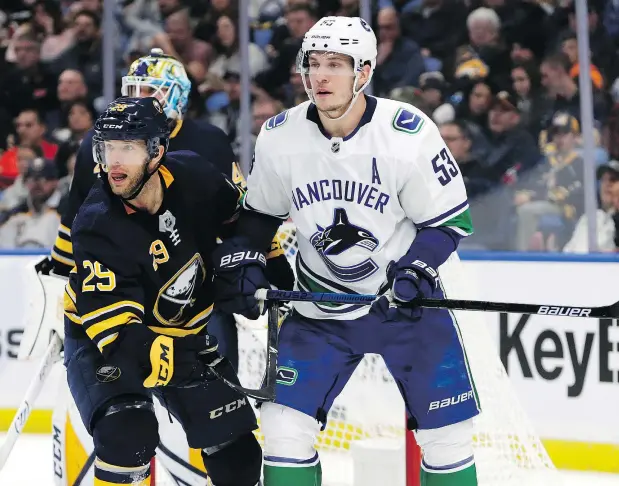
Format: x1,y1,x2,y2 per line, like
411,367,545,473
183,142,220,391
212,16,479,486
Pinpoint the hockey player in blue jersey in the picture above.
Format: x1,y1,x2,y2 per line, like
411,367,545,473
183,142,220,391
212,16,480,486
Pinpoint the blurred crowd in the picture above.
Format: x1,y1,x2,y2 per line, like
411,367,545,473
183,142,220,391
0,0,618,253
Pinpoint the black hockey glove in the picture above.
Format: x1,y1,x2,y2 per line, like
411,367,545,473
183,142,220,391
143,333,224,388
212,237,270,320
373,258,437,322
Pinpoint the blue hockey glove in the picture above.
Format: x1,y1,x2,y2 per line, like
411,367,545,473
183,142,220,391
385,258,438,321
212,237,270,320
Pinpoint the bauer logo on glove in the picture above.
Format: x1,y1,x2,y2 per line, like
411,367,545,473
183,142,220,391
219,250,267,268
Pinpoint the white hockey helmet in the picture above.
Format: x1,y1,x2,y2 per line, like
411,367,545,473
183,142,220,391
298,17,377,118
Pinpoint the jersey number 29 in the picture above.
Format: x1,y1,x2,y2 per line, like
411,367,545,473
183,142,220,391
432,148,459,186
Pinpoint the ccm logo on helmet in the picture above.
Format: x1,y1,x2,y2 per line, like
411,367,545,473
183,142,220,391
538,306,591,317
103,124,123,129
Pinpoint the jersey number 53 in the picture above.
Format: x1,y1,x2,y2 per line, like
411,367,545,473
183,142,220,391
432,148,459,186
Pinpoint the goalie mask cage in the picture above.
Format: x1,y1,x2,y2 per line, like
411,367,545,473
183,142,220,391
233,223,559,486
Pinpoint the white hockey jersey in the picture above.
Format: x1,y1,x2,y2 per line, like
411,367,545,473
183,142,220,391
245,96,472,320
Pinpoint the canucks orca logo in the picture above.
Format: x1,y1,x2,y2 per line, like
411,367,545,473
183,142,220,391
154,253,206,326
310,208,379,282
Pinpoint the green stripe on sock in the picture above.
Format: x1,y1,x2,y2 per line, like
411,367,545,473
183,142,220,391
420,462,477,486
264,462,322,486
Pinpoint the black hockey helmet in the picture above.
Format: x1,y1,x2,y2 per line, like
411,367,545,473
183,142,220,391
93,97,171,201
93,96,171,162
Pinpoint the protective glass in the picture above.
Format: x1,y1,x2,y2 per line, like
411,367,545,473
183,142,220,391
92,138,149,169
296,50,356,77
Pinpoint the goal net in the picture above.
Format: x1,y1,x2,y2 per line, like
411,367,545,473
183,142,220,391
234,222,560,486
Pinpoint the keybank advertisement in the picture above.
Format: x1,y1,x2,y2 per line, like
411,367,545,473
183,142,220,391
0,254,618,445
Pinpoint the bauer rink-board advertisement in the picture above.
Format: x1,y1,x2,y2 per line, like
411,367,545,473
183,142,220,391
0,251,618,477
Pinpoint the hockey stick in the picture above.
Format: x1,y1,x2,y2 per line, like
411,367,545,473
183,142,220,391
0,333,62,472
208,299,280,401
255,289,619,319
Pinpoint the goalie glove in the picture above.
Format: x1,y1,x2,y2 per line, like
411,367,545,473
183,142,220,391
212,237,270,320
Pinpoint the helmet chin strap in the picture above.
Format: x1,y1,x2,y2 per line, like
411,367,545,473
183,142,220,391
122,159,162,203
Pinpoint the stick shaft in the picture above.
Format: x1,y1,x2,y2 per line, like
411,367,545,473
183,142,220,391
0,333,62,471
256,290,615,319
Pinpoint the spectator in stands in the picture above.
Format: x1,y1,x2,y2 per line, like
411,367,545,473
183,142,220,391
250,97,284,152
464,7,511,90
0,30,58,120
194,0,238,44
400,0,468,76
123,0,164,55
54,99,94,177
31,0,75,62
157,0,184,19
486,90,541,187
209,15,268,79
565,3,616,83
559,31,604,90
515,112,584,251
48,69,89,137
419,72,451,122
153,8,211,83
440,120,492,200
563,160,619,253
539,52,607,130
255,3,318,96
0,108,58,189
0,157,61,249
440,119,512,249
0,144,42,217
511,61,551,139
267,3,317,58
372,7,426,97
51,10,104,98
209,70,241,149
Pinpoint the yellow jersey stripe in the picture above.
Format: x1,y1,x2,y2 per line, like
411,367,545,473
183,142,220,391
58,224,71,237
51,249,75,267
54,236,73,254
64,311,82,324
85,313,141,341
185,305,213,327
147,322,207,337
65,282,77,305
82,301,144,323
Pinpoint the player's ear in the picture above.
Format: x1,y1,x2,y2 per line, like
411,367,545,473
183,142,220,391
150,144,165,168
357,64,371,89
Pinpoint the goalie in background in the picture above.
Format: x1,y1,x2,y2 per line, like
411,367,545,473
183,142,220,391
61,96,262,486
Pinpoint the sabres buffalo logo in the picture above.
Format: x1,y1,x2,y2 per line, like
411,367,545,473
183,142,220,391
310,208,379,282
154,253,206,326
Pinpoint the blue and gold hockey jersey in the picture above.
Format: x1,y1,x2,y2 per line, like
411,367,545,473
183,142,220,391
52,119,239,276
64,151,242,360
